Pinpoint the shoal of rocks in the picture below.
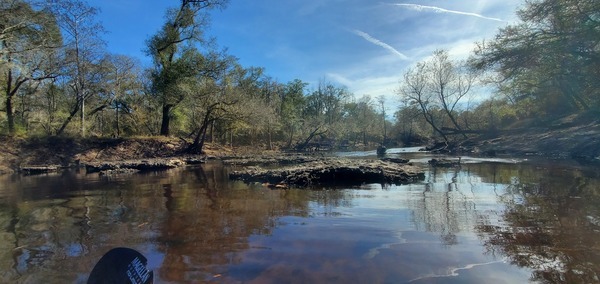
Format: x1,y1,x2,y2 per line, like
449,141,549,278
85,158,187,174
221,154,321,166
230,158,424,188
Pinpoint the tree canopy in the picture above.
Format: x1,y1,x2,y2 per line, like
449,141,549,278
2,0,598,151
471,0,600,115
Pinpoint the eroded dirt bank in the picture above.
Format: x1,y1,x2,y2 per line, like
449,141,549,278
460,113,600,164
0,136,223,175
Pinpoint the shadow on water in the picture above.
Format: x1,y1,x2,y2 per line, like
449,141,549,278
0,155,599,283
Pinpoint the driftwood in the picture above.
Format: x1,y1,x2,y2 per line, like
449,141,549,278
230,158,424,187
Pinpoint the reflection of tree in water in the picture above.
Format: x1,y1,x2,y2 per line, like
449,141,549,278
473,164,600,283
0,171,111,282
309,188,353,217
0,163,347,282
130,165,299,283
155,163,355,282
407,166,487,245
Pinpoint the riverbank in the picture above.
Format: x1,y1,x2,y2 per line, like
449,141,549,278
1,113,599,175
0,136,226,175
0,136,426,187
459,112,600,164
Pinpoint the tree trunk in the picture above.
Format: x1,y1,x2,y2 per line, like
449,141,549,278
6,95,15,135
297,125,327,151
4,69,29,135
190,107,214,153
267,124,273,150
115,105,120,137
417,101,448,143
286,126,294,149
190,122,210,153
160,104,172,136
444,109,467,139
80,94,85,137
56,100,81,135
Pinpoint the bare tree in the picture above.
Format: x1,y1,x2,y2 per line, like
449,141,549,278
89,54,142,137
398,61,448,142
427,50,476,138
377,95,387,144
49,0,106,136
398,49,478,142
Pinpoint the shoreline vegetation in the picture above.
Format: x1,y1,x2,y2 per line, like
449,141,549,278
1,112,598,181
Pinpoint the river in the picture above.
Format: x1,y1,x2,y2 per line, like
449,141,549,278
0,149,599,283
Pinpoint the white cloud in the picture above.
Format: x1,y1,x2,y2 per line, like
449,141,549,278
393,3,505,22
352,30,409,60
326,73,353,87
325,70,402,108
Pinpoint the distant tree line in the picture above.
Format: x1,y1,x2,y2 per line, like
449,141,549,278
2,0,598,152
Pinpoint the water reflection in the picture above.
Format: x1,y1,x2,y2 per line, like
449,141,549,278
0,159,598,283
0,163,321,283
153,165,313,283
471,163,600,283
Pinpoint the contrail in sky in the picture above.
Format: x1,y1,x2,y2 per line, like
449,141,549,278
352,30,408,60
394,3,504,22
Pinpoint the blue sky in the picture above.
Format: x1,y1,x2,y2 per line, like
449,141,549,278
88,0,522,103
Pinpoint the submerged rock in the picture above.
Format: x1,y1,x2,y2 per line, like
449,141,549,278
230,158,424,188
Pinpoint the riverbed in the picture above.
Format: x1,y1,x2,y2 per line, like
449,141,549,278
0,149,599,283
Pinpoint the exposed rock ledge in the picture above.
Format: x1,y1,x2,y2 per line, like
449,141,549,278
230,158,425,188
85,158,189,175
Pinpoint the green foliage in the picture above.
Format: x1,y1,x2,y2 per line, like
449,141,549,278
146,0,229,136
341,96,382,147
392,104,431,145
472,0,600,114
1,0,63,135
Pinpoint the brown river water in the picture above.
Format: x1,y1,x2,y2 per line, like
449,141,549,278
0,149,599,283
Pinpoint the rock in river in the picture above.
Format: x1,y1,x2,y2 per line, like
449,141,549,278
230,158,424,188
85,158,186,174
